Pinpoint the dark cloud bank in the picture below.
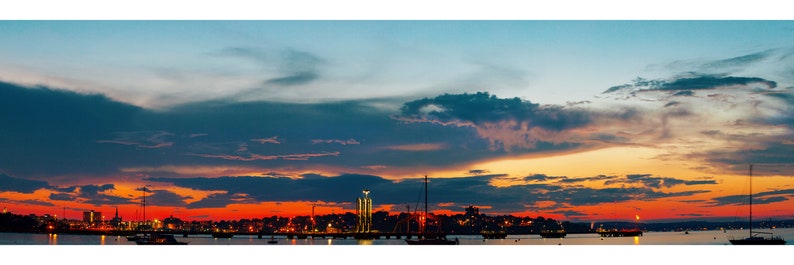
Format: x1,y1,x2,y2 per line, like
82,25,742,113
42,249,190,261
2,75,793,215
1,169,723,215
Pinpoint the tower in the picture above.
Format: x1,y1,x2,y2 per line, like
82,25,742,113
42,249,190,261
356,189,372,233
110,206,122,228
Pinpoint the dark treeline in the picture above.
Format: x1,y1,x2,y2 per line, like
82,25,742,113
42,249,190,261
3,211,793,235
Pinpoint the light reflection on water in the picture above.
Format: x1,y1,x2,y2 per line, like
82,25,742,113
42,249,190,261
2,228,794,245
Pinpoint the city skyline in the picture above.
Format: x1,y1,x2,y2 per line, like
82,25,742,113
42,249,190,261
2,20,794,223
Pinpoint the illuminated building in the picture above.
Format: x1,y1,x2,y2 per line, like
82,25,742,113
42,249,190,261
83,210,102,227
356,189,372,233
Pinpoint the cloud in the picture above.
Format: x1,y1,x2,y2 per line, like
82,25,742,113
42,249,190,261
549,209,588,218
2,78,791,216
467,169,491,175
268,49,324,86
251,137,281,144
266,71,318,86
661,76,776,91
186,192,257,209
523,174,567,182
187,151,340,161
97,131,174,149
145,173,717,213
217,47,323,87
708,188,794,207
701,50,775,70
0,81,145,176
146,189,191,207
75,184,134,206
396,92,601,152
694,140,794,176
604,174,717,189
384,143,446,151
15,199,55,207
602,74,777,96
312,138,360,145
49,193,76,201
0,173,51,193
0,82,651,183
400,92,592,131
556,175,617,184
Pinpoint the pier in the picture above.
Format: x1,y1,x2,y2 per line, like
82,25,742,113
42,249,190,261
63,230,433,240
54,229,608,239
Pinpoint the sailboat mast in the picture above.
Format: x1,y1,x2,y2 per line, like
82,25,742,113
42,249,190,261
143,186,146,223
749,164,753,235
424,175,428,235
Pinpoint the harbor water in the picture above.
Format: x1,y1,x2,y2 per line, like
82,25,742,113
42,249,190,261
2,228,794,245
2,229,791,265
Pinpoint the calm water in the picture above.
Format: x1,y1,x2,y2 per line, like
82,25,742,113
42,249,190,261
3,228,794,245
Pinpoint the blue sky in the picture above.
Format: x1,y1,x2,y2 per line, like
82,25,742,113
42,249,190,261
3,21,794,109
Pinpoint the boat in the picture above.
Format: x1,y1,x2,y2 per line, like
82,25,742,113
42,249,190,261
597,228,643,237
539,230,567,238
267,235,278,244
539,221,567,238
126,234,147,241
405,175,458,245
729,165,786,245
135,233,188,245
481,230,508,239
597,213,643,237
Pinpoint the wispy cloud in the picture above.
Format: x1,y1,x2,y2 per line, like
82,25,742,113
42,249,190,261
97,131,174,149
187,151,340,161
251,136,281,144
312,138,360,145
217,47,324,87
604,174,718,189
384,143,446,151
602,74,777,96
708,189,794,206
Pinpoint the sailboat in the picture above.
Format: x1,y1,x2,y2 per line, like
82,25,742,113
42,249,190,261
729,164,785,245
405,175,458,245
132,185,188,245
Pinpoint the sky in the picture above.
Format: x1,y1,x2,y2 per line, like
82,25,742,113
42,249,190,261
2,18,794,223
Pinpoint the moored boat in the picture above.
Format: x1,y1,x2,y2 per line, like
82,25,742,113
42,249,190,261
728,165,786,245
481,230,508,239
539,230,567,238
135,234,188,245
404,175,458,245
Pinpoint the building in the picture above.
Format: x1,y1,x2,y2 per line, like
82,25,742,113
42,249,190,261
163,215,184,230
109,206,123,228
355,190,372,233
465,205,480,219
83,210,102,227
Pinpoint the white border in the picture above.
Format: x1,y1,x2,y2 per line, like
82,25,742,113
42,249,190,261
2,0,793,20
